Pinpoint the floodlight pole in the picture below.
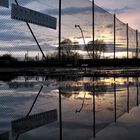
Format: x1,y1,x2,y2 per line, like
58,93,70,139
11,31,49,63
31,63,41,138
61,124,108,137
75,93,86,113
75,25,86,47
75,24,91,59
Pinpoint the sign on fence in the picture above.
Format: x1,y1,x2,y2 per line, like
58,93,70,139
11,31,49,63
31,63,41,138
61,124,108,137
11,109,57,137
0,0,9,8
11,4,57,29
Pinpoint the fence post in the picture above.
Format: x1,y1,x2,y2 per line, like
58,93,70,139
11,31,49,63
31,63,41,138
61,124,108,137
127,77,130,113
114,76,117,123
136,30,138,59
114,14,116,60
93,76,96,138
92,0,95,61
136,77,139,106
126,24,129,59
59,77,62,140
59,0,62,63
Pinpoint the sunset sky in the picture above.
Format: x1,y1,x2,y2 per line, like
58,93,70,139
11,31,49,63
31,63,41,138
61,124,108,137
95,0,140,31
0,0,139,59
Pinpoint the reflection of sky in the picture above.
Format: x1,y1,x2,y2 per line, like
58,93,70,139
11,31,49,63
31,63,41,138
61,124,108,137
0,75,139,139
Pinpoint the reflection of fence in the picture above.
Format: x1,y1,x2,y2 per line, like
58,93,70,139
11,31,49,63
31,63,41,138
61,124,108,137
0,74,140,139
60,75,140,138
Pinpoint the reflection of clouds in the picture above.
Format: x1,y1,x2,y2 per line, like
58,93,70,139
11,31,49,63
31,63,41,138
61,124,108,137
0,75,139,138
0,78,59,133
106,24,113,28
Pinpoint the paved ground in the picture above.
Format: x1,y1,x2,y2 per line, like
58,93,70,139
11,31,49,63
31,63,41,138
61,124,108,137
89,105,140,140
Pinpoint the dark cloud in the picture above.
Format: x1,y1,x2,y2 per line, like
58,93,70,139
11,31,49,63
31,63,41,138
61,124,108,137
0,44,56,52
107,6,134,14
0,31,32,41
10,0,35,6
44,5,106,16
61,6,92,15
0,18,22,30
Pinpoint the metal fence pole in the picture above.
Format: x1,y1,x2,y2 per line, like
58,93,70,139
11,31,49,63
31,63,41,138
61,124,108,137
59,77,62,140
59,0,62,63
126,24,129,59
127,77,130,113
136,30,138,59
92,76,96,138
114,76,117,123
92,0,95,61
136,77,139,106
114,14,116,60
93,86,96,138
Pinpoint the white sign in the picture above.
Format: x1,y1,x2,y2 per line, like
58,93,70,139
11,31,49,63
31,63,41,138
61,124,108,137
11,109,57,137
0,0,9,8
11,4,57,29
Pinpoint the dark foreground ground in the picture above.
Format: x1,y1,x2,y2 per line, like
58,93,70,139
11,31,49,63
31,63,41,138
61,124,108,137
1,58,140,68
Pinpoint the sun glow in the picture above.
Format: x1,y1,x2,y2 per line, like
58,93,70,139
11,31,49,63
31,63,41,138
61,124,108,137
74,37,92,45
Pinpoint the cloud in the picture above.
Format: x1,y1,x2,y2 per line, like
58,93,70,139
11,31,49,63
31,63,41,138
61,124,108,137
24,1,48,11
44,5,106,16
0,9,10,16
106,6,134,14
0,31,32,41
0,42,56,52
10,0,35,6
61,6,92,15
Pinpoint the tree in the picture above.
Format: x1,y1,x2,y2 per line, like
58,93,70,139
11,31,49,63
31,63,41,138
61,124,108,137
0,54,18,61
61,39,73,57
60,39,82,61
87,39,106,59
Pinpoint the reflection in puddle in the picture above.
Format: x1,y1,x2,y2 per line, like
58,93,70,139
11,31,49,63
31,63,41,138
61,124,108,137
0,72,140,140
